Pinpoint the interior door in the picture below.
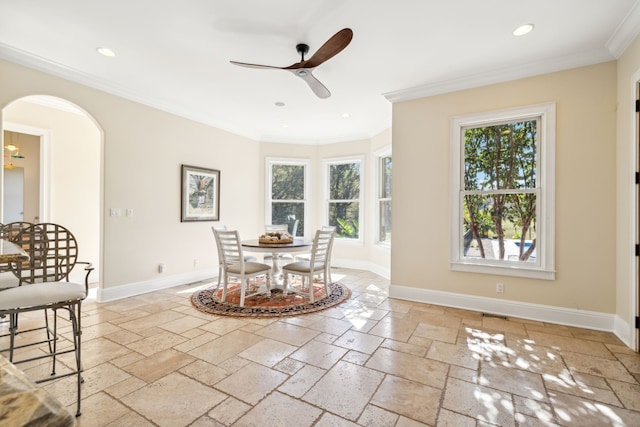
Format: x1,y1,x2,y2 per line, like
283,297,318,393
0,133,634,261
3,166,24,222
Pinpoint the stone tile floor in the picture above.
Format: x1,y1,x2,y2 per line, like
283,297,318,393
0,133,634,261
2,268,640,426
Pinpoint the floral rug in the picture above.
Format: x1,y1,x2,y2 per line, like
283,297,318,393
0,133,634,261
190,282,350,318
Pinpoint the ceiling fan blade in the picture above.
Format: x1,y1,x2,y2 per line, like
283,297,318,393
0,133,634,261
299,28,353,69
290,69,331,99
230,60,284,70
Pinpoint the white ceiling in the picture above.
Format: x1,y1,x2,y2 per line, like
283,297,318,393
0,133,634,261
1,0,639,144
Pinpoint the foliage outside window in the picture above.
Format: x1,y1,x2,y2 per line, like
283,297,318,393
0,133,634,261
450,103,555,280
377,150,392,245
267,159,309,236
326,157,363,240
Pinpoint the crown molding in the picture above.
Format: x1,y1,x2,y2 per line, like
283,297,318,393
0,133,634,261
0,42,262,141
383,48,614,103
606,0,640,58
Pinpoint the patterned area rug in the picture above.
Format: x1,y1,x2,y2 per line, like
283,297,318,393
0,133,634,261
191,282,351,318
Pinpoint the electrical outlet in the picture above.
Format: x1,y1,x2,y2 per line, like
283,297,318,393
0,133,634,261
193,258,199,267
496,283,504,293
159,263,167,273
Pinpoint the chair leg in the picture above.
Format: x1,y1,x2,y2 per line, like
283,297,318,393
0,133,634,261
215,265,223,291
307,276,314,303
8,312,17,362
72,301,83,417
282,272,288,294
51,308,58,376
239,278,247,307
221,274,228,302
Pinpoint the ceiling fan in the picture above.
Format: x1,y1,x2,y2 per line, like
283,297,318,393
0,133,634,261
230,28,353,99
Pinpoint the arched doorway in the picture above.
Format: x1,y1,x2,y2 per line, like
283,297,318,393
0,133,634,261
1,95,101,284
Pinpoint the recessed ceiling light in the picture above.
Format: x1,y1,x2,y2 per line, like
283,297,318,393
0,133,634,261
341,113,350,118
274,102,285,107
282,124,289,128
513,24,534,36
96,47,115,57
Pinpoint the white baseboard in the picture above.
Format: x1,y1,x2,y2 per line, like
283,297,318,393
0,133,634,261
613,315,635,349
96,268,217,302
390,284,616,333
332,258,390,280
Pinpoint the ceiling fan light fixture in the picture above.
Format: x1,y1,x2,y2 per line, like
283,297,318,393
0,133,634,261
513,24,534,36
296,70,308,77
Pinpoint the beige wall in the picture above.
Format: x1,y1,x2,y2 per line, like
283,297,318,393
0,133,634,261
616,35,640,337
0,58,263,292
392,62,617,313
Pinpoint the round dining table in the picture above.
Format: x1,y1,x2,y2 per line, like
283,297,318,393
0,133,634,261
242,238,311,285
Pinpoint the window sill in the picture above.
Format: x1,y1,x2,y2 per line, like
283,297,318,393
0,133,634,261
450,261,555,280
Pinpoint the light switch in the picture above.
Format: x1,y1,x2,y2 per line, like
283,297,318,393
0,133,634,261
126,208,134,217
110,208,121,217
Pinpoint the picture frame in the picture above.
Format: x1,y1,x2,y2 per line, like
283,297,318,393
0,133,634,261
181,164,220,222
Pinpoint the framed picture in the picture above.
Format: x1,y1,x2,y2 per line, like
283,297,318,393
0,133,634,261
181,165,220,222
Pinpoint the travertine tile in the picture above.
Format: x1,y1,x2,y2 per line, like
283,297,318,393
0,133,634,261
235,391,322,427
122,348,195,383
526,330,614,359
480,363,547,401
367,316,419,341
121,372,226,427
238,338,297,367
290,339,348,369
609,379,640,411
125,330,187,356
333,330,384,354
549,390,640,426
254,321,320,346
72,392,131,426
357,404,399,426
314,412,360,426
187,329,263,364
366,347,448,389
442,377,516,427
436,408,476,426
303,361,384,421
427,341,479,370
512,395,558,425
214,362,288,405
179,359,228,386
278,364,325,398
208,396,251,425
562,351,637,383
371,375,442,425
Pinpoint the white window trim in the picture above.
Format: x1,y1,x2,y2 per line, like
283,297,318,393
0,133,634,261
265,157,311,238
449,102,556,280
373,145,392,248
323,155,365,244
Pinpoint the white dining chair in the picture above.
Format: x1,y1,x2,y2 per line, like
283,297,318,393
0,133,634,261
282,228,335,302
294,225,336,283
212,225,257,292
212,228,272,307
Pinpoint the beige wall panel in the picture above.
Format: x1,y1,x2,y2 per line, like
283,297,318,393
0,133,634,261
393,62,617,313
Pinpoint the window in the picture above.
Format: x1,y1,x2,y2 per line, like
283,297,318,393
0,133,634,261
450,103,555,279
266,158,309,236
375,147,392,245
325,157,363,240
